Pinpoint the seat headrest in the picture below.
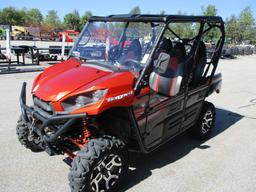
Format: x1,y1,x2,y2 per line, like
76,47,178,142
159,38,173,53
170,42,186,62
196,41,207,59
127,39,142,59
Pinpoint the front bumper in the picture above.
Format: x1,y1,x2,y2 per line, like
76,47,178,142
19,82,87,155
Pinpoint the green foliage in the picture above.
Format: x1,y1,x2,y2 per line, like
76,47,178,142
201,5,219,41
226,15,239,43
225,7,256,44
64,10,80,30
26,8,43,26
238,7,255,43
45,10,61,28
164,11,198,39
0,7,26,25
201,4,217,16
129,6,141,15
0,5,255,44
80,11,92,29
160,10,165,15
165,22,198,40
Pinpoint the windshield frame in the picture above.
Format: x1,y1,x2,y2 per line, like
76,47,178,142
69,20,166,70
68,15,225,96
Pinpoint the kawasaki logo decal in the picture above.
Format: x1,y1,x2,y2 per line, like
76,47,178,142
107,91,133,102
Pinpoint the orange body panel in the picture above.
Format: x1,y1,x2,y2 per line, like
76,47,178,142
32,58,144,115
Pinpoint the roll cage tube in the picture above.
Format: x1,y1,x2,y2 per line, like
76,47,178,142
208,22,225,82
68,21,90,59
134,19,225,95
134,22,166,95
141,22,157,56
115,22,129,60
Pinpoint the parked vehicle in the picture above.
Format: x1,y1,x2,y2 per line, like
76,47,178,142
59,30,80,42
51,28,64,41
221,44,255,58
25,47,58,61
11,26,33,40
17,14,225,192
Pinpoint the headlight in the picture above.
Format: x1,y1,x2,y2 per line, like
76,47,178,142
62,89,107,111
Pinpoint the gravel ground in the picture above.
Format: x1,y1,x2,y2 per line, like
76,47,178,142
0,55,256,192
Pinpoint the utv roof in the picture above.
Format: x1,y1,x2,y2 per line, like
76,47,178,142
89,14,224,23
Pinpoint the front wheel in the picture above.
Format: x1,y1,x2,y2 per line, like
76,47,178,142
16,116,43,152
69,136,128,192
189,101,216,140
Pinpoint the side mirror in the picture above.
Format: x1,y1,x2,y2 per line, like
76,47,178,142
153,52,170,74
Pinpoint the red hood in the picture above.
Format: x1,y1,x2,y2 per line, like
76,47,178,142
33,59,111,101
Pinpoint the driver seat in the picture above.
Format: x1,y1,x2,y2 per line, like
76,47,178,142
125,39,142,61
149,46,185,97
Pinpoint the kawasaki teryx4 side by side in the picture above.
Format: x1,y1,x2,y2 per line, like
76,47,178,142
17,14,224,192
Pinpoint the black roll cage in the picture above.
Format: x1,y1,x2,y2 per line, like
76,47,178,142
129,15,225,94
88,14,225,93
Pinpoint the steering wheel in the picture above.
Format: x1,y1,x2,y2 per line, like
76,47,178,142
123,59,142,71
108,45,120,62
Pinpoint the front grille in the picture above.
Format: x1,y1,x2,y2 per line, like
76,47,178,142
33,97,54,117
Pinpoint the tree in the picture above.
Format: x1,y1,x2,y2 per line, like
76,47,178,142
226,15,239,44
129,6,141,15
0,7,25,25
18,8,29,25
26,8,43,26
201,5,219,42
238,7,255,43
45,10,61,28
80,11,92,28
164,10,197,39
201,4,217,16
160,10,165,15
64,10,80,30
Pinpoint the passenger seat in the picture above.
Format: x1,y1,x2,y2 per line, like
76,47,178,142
149,43,185,96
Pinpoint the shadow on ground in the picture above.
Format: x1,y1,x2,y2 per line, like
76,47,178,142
120,107,243,191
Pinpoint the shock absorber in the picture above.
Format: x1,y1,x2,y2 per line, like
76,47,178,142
82,118,91,143
64,118,92,159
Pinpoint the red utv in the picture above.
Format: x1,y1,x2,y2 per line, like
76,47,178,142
17,14,225,192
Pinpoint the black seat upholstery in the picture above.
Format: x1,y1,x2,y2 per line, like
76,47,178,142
192,41,207,85
149,43,185,96
158,38,173,54
125,39,142,60
172,42,186,62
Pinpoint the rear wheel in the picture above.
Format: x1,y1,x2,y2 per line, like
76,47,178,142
189,101,216,140
69,136,128,192
16,116,43,152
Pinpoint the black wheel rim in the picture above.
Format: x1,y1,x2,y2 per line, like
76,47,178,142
201,110,213,134
90,153,122,192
